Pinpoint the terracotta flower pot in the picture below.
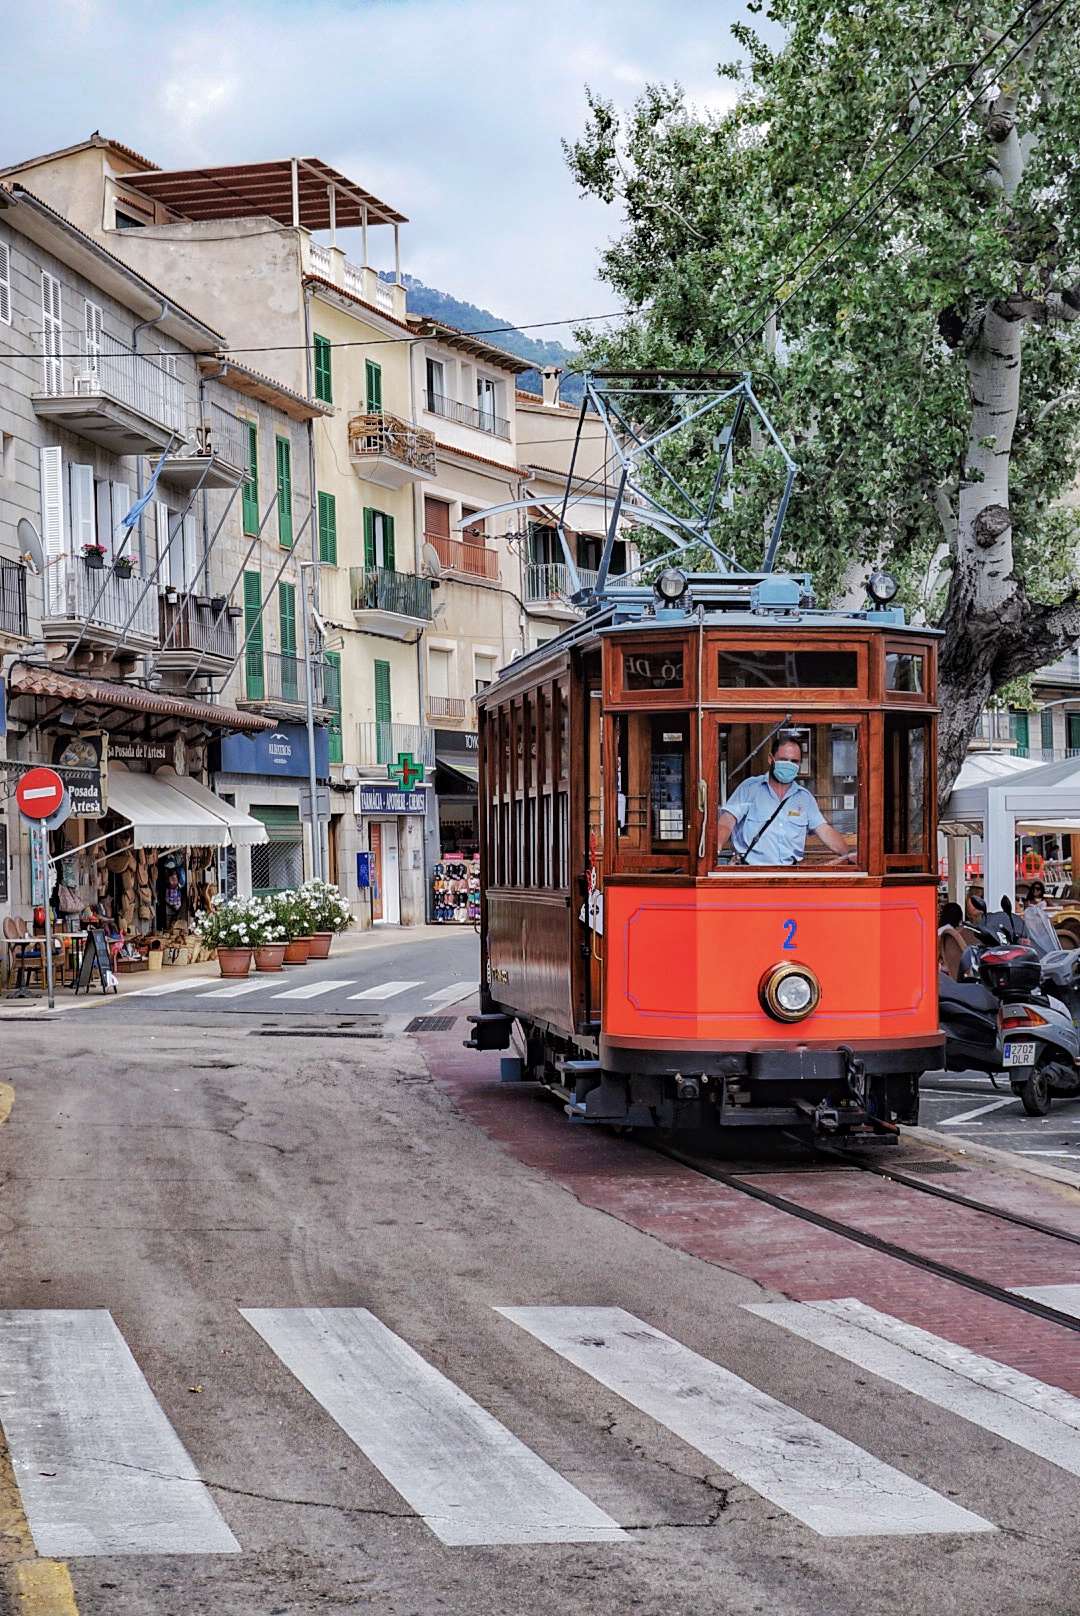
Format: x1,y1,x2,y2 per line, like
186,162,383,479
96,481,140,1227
216,947,252,978
283,936,311,964
308,932,333,959
254,943,287,972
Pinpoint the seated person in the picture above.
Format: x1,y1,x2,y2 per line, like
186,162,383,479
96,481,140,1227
718,733,854,866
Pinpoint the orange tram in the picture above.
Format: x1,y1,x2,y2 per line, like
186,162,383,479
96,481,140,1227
467,570,942,1137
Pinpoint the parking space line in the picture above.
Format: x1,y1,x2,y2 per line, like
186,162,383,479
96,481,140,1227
938,1097,1019,1126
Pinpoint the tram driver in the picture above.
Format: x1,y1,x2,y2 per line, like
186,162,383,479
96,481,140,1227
717,731,855,867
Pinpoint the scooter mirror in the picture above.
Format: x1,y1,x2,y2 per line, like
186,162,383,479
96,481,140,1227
1001,895,1013,915
969,893,988,915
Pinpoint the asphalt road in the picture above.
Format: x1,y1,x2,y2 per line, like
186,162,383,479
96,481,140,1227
920,1068,1080,1163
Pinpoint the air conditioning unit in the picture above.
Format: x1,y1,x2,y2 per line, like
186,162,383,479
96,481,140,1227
341,764,359,784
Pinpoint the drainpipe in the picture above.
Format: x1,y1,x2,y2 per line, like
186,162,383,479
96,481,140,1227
132,301,170,676
301,286,324,880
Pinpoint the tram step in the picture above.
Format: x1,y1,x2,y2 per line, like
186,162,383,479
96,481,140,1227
554,1060,601,1076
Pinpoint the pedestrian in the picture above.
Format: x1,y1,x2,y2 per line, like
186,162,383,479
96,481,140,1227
1024,879,1048,909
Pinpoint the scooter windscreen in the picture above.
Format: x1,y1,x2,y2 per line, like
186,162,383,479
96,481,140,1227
1021,905,1060,955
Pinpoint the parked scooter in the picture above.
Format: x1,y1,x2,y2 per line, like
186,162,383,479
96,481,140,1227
989,898,1080,1116
939,893,1010,1078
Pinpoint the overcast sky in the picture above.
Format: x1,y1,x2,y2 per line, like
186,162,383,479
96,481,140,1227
2,0,746,338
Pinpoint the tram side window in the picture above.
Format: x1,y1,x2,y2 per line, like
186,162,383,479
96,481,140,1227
716,720,862,869
614,712,690,857
884,715,929,861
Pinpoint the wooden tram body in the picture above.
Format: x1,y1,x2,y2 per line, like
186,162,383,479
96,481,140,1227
470,586,942,1135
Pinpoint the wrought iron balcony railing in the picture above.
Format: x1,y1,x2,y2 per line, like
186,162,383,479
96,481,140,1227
424,530,499,580
524,562,598,604
159,596,237,663
243,650,340,711
357,721,435,770
349,566,434,621
0,557,29,639
424,389,510,440
44,556,158,643
35,328,187,436
426,695,468,720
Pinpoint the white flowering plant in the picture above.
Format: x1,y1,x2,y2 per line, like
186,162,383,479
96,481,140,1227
298,879,352,934
194,895,285,950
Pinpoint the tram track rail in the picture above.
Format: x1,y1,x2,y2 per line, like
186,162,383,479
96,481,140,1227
652,1140,1080,1338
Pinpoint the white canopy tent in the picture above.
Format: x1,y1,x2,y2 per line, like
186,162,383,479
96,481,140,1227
941,752,1080,906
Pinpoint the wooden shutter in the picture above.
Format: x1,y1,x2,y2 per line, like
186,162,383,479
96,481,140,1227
84,300,103,375
39,446,65,614
313,334,332,403
0,241,10,326
317,491,337,565
325,650,342,763
278,581,297,657
182,511,200,589
374,658,392,723
276,436,293,547
41,271,62,392
243,570,265,700
382,512,395,571
242,422,259,534
363,507,376,570
154,502,171,584
365,359,382,413
424,497,451,538
68,463,95,552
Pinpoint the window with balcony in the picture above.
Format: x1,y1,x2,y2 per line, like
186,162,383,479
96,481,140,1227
476,376,497,432
475,654,496,694
429,647,453,703
318,491,337,565
242,422,259,535
41,271,62,393
84,301,103,379
363,507,395,569
276,436,293,548
365,359,382,414
426,357,445,403
313,334,333,404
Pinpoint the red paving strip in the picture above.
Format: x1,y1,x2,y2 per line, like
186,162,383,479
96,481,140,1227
420,1034,1080,1394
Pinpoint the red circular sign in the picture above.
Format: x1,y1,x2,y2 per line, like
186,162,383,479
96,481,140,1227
15,767,66,820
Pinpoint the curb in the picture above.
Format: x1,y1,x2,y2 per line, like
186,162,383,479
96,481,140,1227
903,1123,1080,1192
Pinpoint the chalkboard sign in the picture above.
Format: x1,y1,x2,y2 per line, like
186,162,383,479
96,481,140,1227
75,928,115,995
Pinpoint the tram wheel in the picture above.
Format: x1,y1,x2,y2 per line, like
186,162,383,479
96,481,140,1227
1018,1066,1052,1117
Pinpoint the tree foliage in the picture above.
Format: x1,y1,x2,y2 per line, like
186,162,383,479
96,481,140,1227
565,0,1080,791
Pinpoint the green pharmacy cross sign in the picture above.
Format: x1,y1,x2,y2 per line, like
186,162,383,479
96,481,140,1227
388,751,423,790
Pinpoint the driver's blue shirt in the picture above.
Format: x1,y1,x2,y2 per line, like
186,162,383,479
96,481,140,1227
721,773,826,865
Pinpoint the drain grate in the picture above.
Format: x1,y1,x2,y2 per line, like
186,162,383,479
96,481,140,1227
252,1029,383,1039
405,1015,456,1033
894,1158,969,1175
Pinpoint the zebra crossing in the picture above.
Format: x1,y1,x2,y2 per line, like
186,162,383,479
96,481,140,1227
126,975,466,1006
8,1297,1080,1555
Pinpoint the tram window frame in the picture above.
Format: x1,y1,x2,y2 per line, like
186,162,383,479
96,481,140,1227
883,713,933,868
610,709,694,873
555,678,570,890
705,637,868,702
883,640,933,704
610,637,692,705
715,647,861,692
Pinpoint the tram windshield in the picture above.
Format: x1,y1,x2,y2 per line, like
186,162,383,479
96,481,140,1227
716,720,862,871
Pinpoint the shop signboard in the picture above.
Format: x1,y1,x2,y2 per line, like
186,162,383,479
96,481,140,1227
109,740,169,762
355,785,427,815
52,734,106,816
433,729,478,752
218,723,330,780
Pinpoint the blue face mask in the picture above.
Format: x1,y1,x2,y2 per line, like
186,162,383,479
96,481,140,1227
771,758,800,784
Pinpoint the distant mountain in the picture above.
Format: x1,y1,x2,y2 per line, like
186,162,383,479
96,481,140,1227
383,273,582,401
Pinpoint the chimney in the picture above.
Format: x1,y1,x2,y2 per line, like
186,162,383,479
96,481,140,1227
541,366,563,407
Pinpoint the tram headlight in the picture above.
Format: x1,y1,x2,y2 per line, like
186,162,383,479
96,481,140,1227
655,567,689,604
758,962,821,1023
866,569,899,607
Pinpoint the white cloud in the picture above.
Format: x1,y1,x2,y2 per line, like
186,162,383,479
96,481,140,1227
0,0,750,328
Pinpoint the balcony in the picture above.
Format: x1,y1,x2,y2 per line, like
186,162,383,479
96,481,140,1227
523,562,598,610
1036,651,1080,687
427,695,468,721
43,556,158,651
238,650,340,720
424,389,510,441
350,566,434,639
157,596,238,677
348,411,436,488
0,558,30,641
357,721,435,773
424,531,499,581
159,402,249,492
32,330,188,455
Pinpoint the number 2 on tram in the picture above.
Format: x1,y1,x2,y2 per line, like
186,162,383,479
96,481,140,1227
468,591,941,1137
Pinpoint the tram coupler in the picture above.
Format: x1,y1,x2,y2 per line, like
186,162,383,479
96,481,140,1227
464,1012,513,1051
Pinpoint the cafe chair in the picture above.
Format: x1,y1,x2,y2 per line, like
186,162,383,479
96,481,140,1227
3,917,47,996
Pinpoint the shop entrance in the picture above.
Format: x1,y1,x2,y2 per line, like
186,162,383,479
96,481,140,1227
369,820,400,925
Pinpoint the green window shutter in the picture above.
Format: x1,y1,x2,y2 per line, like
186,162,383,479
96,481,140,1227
276,436,293,548
1042,709,1055,753
365,359,382,413
243,570,264,701
363,507,376,570
279,581,298,704
1010,709,1029,753
317,491,337,565
374,659,392,722
313,334,333,404
325,649,343,764
242,422,259,535
383,511,395,571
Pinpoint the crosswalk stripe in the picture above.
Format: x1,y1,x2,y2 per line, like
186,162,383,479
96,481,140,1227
241,1307,626,1546
347,980,422,1000
129,978,210,996
748,1297,1080,1474
423,982,474,1005
199,978,278,998
1010,1282,1080,1319
272,979,357,1000
498,1306,992,1538
0,1310,239,1556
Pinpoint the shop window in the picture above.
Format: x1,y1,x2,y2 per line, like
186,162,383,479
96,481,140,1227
715,720,862,870
716,649,858,689
250,806,304,894
884,716,930,863
885,651,923,693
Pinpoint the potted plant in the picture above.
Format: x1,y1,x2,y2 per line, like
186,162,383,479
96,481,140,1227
272,890,312,964
210,594,228,614
246,896,288,971
298,879,352,957
82,542,107,570
113,555,136,578
193,898,254,976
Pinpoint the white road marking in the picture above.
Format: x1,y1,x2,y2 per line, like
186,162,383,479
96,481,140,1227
498,1306,990,1538
748,1297,1080,1474
272,979,357,1000
423,982,475,1006
129,978,211,996
0,1310,239,1556
1016,1150,1080,1158
347,980,422,1001
1010,1283,1080,1318
938,1097,1019,1126
200,978,278,998
241,1307,625,1546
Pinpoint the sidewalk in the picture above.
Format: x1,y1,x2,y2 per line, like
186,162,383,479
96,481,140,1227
0,923,463,1017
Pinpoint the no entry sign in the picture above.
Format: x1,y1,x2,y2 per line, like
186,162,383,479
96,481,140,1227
15,767,66,822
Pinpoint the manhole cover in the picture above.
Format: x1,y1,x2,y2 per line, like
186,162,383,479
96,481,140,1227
405,1015,456,1033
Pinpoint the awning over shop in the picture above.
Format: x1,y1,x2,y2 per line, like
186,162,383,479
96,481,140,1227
105,767,266,848
435,753,478,794
942,751,1080,903
8,666,274,735
154,769,268,846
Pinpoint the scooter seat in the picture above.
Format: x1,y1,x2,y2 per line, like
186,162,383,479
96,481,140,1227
939,976,1000,1015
